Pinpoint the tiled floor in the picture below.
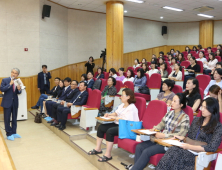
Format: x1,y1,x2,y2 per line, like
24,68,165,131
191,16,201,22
0,111,98,170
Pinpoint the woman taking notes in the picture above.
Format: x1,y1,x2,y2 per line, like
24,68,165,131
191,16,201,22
88,88,139,162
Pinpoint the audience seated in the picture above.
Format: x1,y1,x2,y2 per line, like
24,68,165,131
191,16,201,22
56,81,88,130
158,63,168,78
151,58,158,64
203,52,218,75
185,46,191,53
167,53,173,64
152,54,157,59
133,59,140,69
207,47,212,54
168,63,182,81
186,53,192,61
50,80,79,126
133,68,147,93
147,61,158,77
204,68,222,95
141,58,147,65
184,77,201,112
196,51,207,64
158,57,164,67
170,49,176,56
88,88,139,162
192,46,198,54
129,93,190,170
80,74,87,83
122,69,135,84
155,79,175,106
86,71,95,88
183,56,200,89
45,77,72,119
95,67,104,79
175,50,180,59
178,53,185,63
156,97,222,170
141,63,149,74
216,49,222,58
99,77,117,114
217,44,222,50
198,44,204,51
210,62,222,79
31,77,60,113
109,68,117,78
116,68,125,81
170,57,177,70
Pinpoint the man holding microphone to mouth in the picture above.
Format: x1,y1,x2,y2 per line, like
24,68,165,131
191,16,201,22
0,68,22,141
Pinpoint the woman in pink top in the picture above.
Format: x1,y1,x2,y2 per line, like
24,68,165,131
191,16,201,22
88,88,139,162
116,68,125,81
203,52,218,75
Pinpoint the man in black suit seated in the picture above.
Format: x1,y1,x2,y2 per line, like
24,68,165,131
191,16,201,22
56,81,88,130
38,65,52,94
87,71,94,89
50,80,79,125
31,77,60,113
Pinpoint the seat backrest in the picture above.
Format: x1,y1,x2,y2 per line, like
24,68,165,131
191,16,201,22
196,75,211,92
166,66,172,75
181,61,190,68
123,72,127,77
172,85,182,94
127,67,134,72
135,67,142,72
94,72,98,78
165,61,170,67
124,81,134,91
216,56,221,62
182,68,185,81
144,73,149,86
85,88,92,105
142,100,167,129
182,106,193,125
100,79,107,92
115,80,124,92
199,87,204,100
104,72,109,79
86,89,101,109
196,61,203,73
194,54,199,59
147,62,151,66
148,73,161,88
135,97,146,120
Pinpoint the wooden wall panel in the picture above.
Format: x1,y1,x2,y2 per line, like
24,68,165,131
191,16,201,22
199,20,214,48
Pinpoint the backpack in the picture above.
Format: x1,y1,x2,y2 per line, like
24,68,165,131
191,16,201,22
34,112,42,123
92,79,102,90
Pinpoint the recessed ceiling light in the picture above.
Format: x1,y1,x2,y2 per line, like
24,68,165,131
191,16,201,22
163,6,183,12
125,0,145,4
160,16,163,19
124,10,127,13
197,14,214,18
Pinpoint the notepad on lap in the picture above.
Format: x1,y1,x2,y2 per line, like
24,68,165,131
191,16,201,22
162,140,183,147
138,130,157,135
100,117,112,120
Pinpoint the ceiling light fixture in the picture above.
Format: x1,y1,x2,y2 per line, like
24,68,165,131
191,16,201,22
197,13,214,18
125,0,145,4
160,16,163,19
124,10,127,13
163,6,183,12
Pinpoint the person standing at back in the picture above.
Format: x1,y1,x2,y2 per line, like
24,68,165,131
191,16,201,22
85,56,95,74
38,65,51,94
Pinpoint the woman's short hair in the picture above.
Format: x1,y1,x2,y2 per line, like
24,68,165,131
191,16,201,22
159,51,164,55
209,85,221,95
207,47,212,50
215,68,222,76
199,50,205,56
198,97,220,134
160,63,167,71
142,63,149,72
122,88,136,104
175,63,182,71
183,77,200,97
190,56,197,63
89,56,94,62
192,46,197,51
135,58,139,64
171,57,177,62
170,49,175,52
137,68,145,78
175,93,187,109
109,68,117,74
81,74,87,80
208,52,215,62
198,44,203,49
127,69,134,78
108,76,116,86
159,57,164,62
97,67,103,73
119,67,124,72
163,79,175,91
217,49,222,57
151,58,158,64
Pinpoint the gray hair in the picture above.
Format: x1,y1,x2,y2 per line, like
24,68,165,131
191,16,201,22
11,68,20,75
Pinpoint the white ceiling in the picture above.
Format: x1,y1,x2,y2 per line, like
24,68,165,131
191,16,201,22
50,0,222,22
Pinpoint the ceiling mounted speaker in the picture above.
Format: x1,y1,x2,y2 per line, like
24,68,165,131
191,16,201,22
42,5,51,19
162,26,167,36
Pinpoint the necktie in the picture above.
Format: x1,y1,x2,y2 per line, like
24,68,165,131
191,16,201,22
13,83,15,92
73,92,82,104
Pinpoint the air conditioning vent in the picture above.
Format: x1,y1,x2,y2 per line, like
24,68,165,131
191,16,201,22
193,6,214,13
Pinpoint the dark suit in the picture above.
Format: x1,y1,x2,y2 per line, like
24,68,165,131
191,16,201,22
0,77,22,136
87,79,94,89
95,74,104,79
45,86,71,117
51,88,79,120
38,71,51,94
57,90,88,126
48,85,60,98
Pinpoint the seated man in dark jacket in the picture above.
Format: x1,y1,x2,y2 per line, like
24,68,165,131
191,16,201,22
31,77,60,113
45,77,72,118
50,80,79,125
87,71,94,89
56,81,88,130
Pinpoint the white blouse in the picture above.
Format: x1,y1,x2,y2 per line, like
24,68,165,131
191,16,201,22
133,64,141,69
122,77,135,84
115,103,139,124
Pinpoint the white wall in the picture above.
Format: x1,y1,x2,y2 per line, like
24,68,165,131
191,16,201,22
214,21,222,45
0,0,40,77
167,22,199,45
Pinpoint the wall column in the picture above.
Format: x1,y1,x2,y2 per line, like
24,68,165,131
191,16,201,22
106,1,124,71
199,20,214,47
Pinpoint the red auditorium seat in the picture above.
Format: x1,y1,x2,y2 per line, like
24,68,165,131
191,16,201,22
123,72,127,77
171,84,182,94
134,73,150,100
181,61,190,68
100,79,107,92
166,66,172,75
165,61,170,67
115,81,124,93
196,75,211,93
196,61,203,74
199,87,204,100
118,100,167,154
147,62,151,67
127,67,134,72
104,72,109,79
135,67,142,72
124,81,134,91
193,54,199,59
190,51,197,55
216,56,221,62
94,72,98,78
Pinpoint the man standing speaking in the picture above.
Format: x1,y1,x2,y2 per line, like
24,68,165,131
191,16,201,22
0,68,22,141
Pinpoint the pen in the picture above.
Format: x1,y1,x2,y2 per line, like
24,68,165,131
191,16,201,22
175,137,183,142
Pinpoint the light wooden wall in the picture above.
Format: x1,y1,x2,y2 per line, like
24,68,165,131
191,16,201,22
199,20,214,48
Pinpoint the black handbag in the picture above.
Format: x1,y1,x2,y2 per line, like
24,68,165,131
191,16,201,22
138,86,150,94
34,112,42,123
